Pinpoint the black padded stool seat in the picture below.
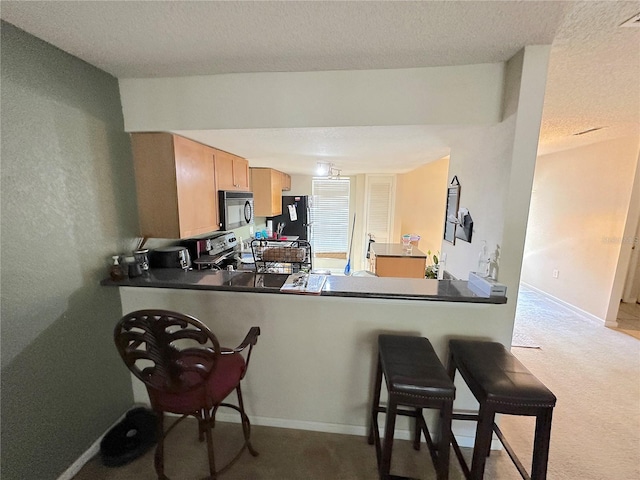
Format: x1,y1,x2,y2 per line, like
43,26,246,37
368,335,456,480
448,339,556,480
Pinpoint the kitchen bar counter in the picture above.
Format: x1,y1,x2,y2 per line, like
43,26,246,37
101,269,506,304
111,269,511,448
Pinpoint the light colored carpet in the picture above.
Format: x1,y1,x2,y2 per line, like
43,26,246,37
511,331,541,349
508,287,640,480
73,287,640,480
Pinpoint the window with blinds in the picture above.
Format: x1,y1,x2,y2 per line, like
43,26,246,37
311,178,350,257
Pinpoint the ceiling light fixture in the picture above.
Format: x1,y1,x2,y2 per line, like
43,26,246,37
316,162,342,179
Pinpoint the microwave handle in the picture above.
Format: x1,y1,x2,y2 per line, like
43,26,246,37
244,200,253,224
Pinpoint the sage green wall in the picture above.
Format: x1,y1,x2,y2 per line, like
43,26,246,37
1,22,137,479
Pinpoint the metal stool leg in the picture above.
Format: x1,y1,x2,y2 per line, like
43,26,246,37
154,412,167,480
202,406,217,479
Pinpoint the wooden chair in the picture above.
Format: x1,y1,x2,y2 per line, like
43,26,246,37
114,309,260,479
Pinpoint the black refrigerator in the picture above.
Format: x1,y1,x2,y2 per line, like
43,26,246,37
268,195,311,241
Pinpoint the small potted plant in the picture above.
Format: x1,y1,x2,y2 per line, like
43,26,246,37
425,251,439,279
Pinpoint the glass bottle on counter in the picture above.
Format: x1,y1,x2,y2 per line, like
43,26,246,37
109,255,127,281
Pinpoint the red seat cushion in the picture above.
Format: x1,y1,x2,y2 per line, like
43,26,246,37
147,352,246,414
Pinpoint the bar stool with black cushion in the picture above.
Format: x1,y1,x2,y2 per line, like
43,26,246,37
114,309,260,480
368,334,456,480
447,339,557,480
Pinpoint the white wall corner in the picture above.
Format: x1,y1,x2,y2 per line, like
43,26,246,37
499,45,552,298
56,411,129,480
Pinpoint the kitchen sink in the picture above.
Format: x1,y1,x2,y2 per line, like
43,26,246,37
226,271,255,287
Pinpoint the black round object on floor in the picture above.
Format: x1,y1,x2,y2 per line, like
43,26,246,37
100,407,158,467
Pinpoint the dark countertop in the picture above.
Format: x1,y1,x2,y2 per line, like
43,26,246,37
101,269,506,304
370,243,428,258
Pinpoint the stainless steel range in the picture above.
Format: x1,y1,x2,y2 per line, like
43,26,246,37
182,231,239,271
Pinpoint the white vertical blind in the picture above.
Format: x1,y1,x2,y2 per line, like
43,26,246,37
311,179,350,254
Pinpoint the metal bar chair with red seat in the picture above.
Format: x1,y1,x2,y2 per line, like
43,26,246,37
114,309,260,480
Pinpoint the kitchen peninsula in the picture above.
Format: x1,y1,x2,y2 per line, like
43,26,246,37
104,270,509,447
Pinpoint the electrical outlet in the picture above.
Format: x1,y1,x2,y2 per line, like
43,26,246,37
249,225,254,235
552,269,559,279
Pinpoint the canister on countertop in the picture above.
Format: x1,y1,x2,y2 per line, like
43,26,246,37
133,249,150,271
124,255,142,277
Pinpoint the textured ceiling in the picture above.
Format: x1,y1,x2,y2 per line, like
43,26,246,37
1,1,639,174
0,1,569,77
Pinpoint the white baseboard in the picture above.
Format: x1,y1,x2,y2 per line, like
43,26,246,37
520,282,605,324
57,411,128,480
61,406,501,477
216,411,488,449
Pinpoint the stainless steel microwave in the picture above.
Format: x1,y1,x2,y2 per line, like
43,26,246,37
219,191,254,230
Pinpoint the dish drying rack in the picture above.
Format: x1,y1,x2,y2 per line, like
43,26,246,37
251,239,312,274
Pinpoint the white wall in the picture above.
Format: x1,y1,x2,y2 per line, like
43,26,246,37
288,174,312,196
120,64,504,131
121,286,513,447
395,157,449,258
522,136,640,320
442,46,552,315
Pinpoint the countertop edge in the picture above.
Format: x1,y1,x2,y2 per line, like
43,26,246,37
101,271,507,305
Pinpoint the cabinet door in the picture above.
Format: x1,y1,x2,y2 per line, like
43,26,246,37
375,256,426,278
214,149,250,191
233,157,250,190
251,168,283,216
213,149,235,191
174,136,218,238
131,133,219,239
131,133,182,238
270,169,282,213
281,172,291,191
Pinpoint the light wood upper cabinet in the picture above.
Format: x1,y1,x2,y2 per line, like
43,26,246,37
281,172,291,191
214,149,250,191
251,168,283,217
130,133,219,239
